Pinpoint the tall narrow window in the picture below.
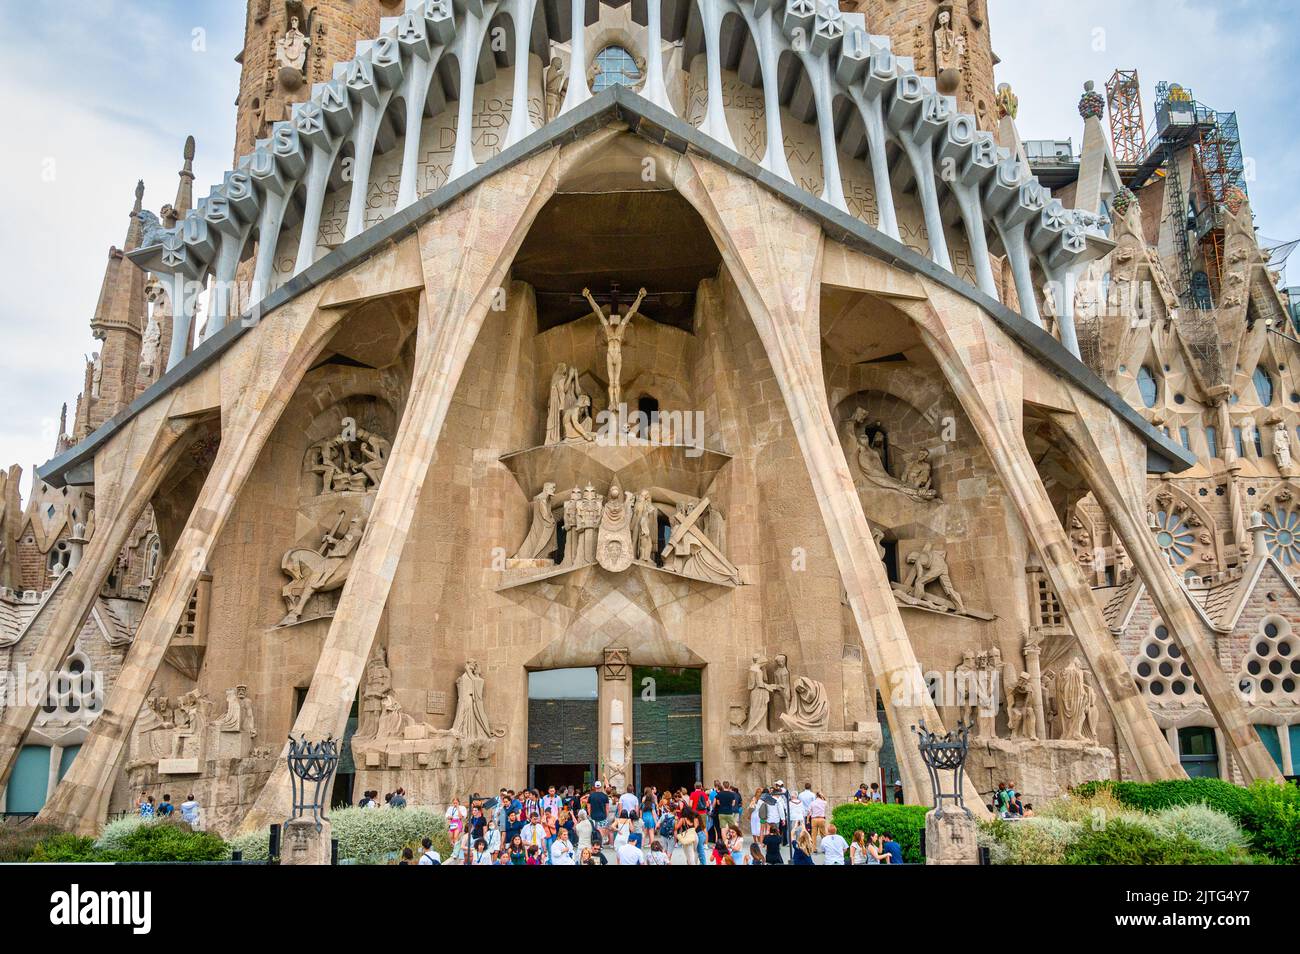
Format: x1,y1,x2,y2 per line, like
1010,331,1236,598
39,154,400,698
1205,426,1219,459
1233,427,1245,458
1254,366,1274,405
1179,426,1191,450
1137,365,1158,408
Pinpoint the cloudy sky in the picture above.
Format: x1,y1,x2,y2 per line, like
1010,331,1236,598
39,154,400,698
0,0,1296,497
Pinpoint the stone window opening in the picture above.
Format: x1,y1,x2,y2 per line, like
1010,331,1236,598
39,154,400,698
1238,617,1299,703
1133,622,1200,701
591,45,642,92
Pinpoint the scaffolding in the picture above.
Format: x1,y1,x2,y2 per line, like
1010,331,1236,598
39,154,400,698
1106,69,1145,165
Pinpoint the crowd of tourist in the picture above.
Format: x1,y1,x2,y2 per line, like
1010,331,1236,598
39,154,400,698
393,778,909,866
990,781,1033,819
135,790,203,827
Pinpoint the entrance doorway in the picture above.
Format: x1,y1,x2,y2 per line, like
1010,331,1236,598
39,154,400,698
528,668,598,789
636,761,699,792
632,666,702,790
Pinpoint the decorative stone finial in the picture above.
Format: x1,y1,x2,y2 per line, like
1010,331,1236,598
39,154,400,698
1249,511,1271,560
183,135,196,163
996,83,1019,121
1112,187,1137,218
1225,184,1247,216
1079,82,1105,120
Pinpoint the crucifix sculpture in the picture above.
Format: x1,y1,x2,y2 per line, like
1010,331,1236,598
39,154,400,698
579,284,652,410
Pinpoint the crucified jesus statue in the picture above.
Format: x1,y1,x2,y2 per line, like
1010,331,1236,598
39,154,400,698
583,286,647,410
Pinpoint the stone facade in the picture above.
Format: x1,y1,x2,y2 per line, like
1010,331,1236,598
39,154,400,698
0,1,1291,839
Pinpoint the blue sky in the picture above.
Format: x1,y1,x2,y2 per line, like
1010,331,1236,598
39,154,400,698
0,0,1296,496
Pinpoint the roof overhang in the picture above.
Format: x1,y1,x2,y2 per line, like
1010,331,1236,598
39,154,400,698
38,85,1196,486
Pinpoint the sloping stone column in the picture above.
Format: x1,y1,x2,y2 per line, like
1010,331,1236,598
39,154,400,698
38,286,349,834
900,284,1182,781
679,156,984,812
1054,407,1283,783
0,405,190,791
240,152,561,831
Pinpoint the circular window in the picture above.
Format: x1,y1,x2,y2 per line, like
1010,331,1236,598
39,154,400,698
1150,511,1195,565
591,46,642,92
1266,623,1279,638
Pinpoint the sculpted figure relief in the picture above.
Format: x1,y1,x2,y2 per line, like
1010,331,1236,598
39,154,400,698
661,497,743,585
745,655,774,733
583,286,647,410
1057,659,1090,741
1275,423,1292,471
893,543,965,614
308,419,390,494
513,482,558,561
279,512,365,625
1008,672,1038,740
276,15,309,73
596,481,635,572
451,659,506,742
848,409,938,501
778,676,831,732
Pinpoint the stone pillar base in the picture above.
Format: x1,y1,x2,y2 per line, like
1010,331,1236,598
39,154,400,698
280,817,332,866
925,809,979,866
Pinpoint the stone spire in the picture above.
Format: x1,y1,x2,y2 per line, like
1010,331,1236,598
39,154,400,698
164,135,196,229
79,179,150,434
1075,81,1123,218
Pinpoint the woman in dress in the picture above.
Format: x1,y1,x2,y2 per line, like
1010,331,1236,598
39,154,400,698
675,809,699,865
444,797,466,847
792,829,816,865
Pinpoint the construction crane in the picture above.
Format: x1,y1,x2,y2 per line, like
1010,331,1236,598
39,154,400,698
1106,69,1145,165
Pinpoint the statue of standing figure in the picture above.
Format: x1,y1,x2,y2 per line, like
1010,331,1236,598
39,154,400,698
583,286,647,411
1057,659,1090,741
276,15,309,73
513,482,558,560
745,655,774,733
1275,422,1292,471
451,659,505,742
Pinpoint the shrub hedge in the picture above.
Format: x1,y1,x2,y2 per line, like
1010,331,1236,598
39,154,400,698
1072,778,1300,864
229,806,452,864
1064,819,1236,866
829,803,928,863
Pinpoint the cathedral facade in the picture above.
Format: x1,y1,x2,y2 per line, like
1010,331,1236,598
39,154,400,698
0,0,1291,835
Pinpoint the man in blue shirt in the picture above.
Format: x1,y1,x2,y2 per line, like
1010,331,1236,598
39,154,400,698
882,832,904,865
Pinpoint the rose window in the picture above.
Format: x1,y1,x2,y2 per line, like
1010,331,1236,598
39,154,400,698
1150,510,1195,565
1261,509,1300,565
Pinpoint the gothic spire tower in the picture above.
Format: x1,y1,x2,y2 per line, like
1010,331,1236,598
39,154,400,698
851,0,999,131
233,0,408,159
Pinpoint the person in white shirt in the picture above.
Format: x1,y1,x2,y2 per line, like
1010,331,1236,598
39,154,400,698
820,824,849,865
787,792,807,835
471,839,494,865
418,837,441,865
646,841,670,865
616,839,645,866
798,783,816,813
550,829,576,865
180,795,202,829
521,814,547,852
574,809,594,851
617,787,640,819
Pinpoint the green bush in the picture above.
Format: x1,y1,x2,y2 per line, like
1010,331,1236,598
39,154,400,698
1074,777,1299,863
1064,819,1236,866
93,816,149,853
29,832,98,863
979,816,1081,865
1150,804,1250,856
1238,779,1300,865
96,821,227,863
1072,778,1253,820
830,803,928,863
232,807,451,864
0,823,65,863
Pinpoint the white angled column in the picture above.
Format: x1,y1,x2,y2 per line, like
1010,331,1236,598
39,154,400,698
451,10,490,179
696,0,735,150
641,0,674,113
560,0,591,115
505,0,540,147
